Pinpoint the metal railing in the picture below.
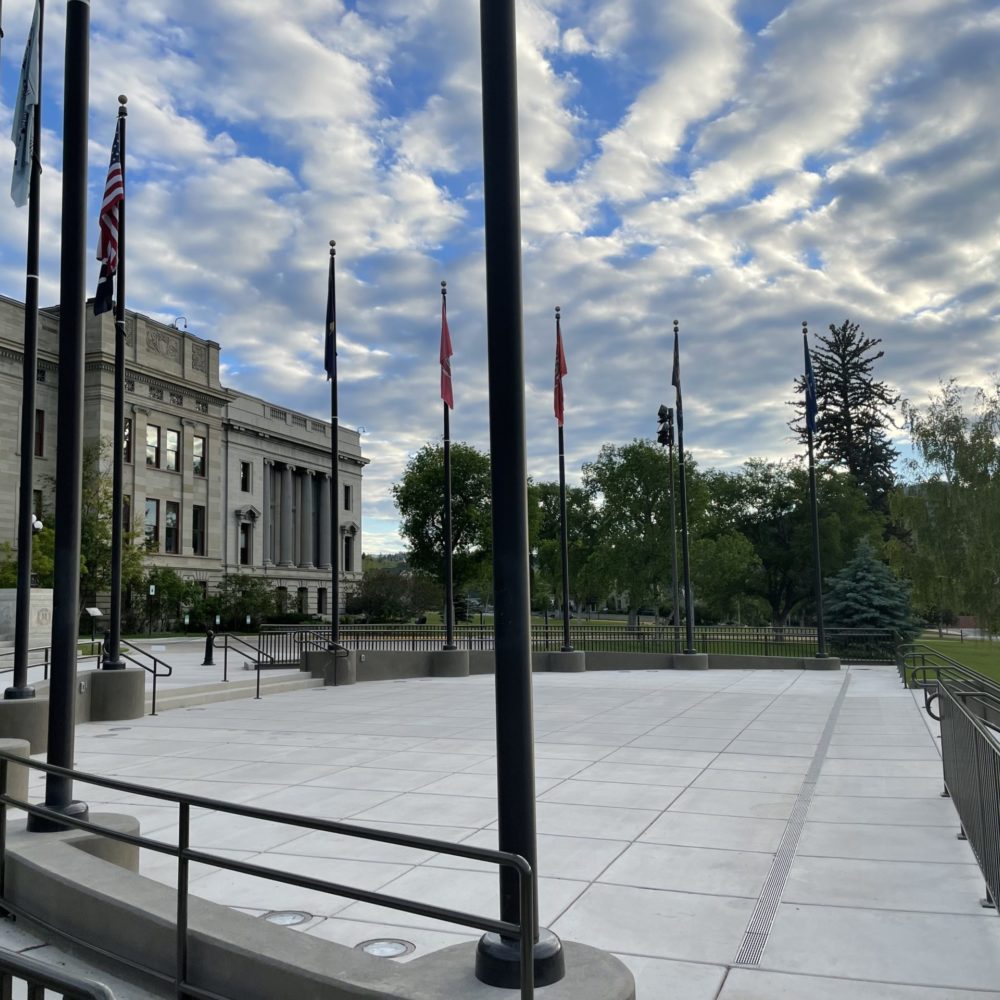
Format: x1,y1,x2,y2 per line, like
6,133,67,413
938,679,1000,910
0,640,102,685
212,633,276,698
896,643,1000,724
0,945,116,999
0,750,536,999
117,638,173,716
259,623,898,662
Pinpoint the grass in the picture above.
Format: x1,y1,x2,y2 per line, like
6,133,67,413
907,635,1000,684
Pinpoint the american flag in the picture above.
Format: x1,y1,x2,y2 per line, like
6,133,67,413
94,120,124,315
98,121,124,269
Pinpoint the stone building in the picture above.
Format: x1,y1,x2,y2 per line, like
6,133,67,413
0,294,366,617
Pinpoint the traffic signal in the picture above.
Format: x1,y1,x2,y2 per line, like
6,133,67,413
657,404,673,447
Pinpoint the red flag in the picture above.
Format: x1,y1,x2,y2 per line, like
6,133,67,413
554,310,568,426
440,290,454,409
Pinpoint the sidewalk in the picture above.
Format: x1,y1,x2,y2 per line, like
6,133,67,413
20,666,1000,998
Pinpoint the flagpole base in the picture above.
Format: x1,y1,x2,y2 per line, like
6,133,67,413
475,928,565,988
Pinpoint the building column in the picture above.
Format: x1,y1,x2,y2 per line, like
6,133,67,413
262,459,272,565
318,473,332,570
278,463,294,567
299,470,314,568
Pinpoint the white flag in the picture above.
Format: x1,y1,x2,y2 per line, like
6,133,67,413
10,1,42,208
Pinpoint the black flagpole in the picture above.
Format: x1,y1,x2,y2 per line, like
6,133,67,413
29,0,91,830
103,95,128,670
475,0,563,987
327,241,339,645
804,321,827,658
8,0,44,700
441,282,456,651
555,308,572,653
673,320,696,655
667,408,680,654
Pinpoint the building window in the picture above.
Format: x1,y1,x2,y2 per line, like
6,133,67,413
343,535,354,573
297,587,308,614
32,490,43,520
317,588,327,615
165,501,179,554
239,522,251,565
146,424,161,467
33,409,44,457
145,499,160,550
343,484,352,511
240,461,252,492
275,586,288,612
192,505,206,556
123,417,133,464
193,435,206,477
165,429,180,472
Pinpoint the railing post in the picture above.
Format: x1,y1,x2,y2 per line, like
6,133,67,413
176,801,190,998
0,758,7,909
223,639,229,683
256,659,261,700
150,668,157,717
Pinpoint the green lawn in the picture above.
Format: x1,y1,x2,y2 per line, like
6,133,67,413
907,636,1000,683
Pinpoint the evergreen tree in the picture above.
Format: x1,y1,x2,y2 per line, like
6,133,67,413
824,538,918,638
792,319,899,512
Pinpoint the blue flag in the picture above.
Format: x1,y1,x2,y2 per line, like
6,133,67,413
804,333,818,435
10,1,41,208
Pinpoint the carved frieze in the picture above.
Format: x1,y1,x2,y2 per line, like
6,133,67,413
147,328,180,360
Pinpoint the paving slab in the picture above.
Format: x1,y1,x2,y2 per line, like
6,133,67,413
22,664,1000,999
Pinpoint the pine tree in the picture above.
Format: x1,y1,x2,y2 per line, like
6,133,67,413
793,320,899,512
824,538,918,638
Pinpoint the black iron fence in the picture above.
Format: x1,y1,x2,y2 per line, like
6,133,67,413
259,623,897,663
938,679,1000,910
0,750,536,999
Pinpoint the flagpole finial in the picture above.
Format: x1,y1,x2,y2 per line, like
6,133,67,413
555,306,560,318
118,95,128,118
673,319,679,332
329,239,336,257
802,320,808,336
441,280,447,299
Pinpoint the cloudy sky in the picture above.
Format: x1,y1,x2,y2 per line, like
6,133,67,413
1,0,997,551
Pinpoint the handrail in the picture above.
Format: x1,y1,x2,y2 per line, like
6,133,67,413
0,750,536,999
212,632,275,694
118,638,173,717
0,640,102,683
0,945,116,999
897,642,1000,724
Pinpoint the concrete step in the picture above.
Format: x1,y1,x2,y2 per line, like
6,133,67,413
145,675,323,713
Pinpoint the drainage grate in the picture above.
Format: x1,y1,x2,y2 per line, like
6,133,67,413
733,671,852,966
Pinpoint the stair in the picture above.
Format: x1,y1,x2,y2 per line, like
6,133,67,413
145,674,323,713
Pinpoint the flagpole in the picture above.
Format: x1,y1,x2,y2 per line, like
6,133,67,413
555,308,572,652
667,408,680,654
29,0,91,830
8,0,43,700
804,321,827,658
476,0,563,987
673,320,696,654
441,281,456,651
326,241,340,645
103,96,128,670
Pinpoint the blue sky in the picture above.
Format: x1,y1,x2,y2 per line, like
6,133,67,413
1,0,998,551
